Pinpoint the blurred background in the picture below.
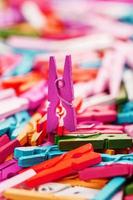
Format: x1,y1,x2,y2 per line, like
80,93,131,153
1,0,133,92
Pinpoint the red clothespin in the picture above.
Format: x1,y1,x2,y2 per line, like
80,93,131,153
47,55,77,134
24,144,101,187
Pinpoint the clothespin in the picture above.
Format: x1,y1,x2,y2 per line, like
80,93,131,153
79,164,133,180
23,144,101,187
3,188,86,200
87,13,133,39
21,0,47,30
58,175,108,189
0,111,43,163
0,169,36,193
0,134,10,147
46,55,77,133
10,111,30,140
77,105,117,123
93,177,126,200
123,69,133,101
14,145,65,167
13,53,35,76
79,153,133,180
125,180,133,195
74,81,94,98
0,139,20,164
111,190,123,200
0,89,16,101
61,125,124,135
117,102,133,124
0,159,21,181
0,97,29,120
125,124,133,138
56,134,132,151
0,117,16,137
7,34,113,52
2,72,43,94
0,54,21,76
17,112,43,146
80,93,116,108
124,195,133,200
0,7,22,29
94,50,125,97
37,183,99,199
20,80,47,110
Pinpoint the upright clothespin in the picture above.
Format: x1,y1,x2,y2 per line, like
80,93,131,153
47,55,77,133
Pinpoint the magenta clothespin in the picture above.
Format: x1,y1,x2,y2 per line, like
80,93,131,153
47,55,77,133
0,139,20,164
0,134,10,147
0,159,21,181
79,164,133,180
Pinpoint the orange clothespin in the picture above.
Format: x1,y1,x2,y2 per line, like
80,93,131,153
1,72,43,94
58,175,108,189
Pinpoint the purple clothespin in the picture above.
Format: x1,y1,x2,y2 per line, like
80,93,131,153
0,159,21,181
47,55,77,133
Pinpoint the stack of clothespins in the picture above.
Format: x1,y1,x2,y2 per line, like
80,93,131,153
0,0,133,200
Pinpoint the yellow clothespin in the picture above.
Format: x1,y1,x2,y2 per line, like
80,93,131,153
4,188,86,200
17,112,42,146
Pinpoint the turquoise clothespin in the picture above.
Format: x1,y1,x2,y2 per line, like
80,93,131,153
93,177,126,200
117,102,133,124
80,60,101,69
14,145,65,167
99,154,133,166
0,117,16,137
10,111,30,140
13,54,34,75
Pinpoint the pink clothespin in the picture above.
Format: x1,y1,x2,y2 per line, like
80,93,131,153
75,124,124,134
94,50,125,97
0,139,20,164
47,55,77,133
77,105,117,123
21,81,47,109
124,125,133,138
0,89,16,101
0,159,21,181
0,54,21,75
0,97,28,120
111,190,123,200
79,164,133,180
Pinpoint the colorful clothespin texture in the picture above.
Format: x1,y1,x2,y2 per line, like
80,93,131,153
1,0,133,199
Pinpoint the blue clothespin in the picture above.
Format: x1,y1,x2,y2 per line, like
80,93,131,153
14,145,65,167
93,177,126,200
10,111,30,140
0,117,16,137
80,60,101,69
100,154,133,166
14,54,34,75
117,102,133,124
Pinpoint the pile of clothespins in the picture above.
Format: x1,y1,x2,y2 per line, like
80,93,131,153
1,0,133,199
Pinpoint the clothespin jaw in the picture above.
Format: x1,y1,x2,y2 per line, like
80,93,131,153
47,55,77,134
